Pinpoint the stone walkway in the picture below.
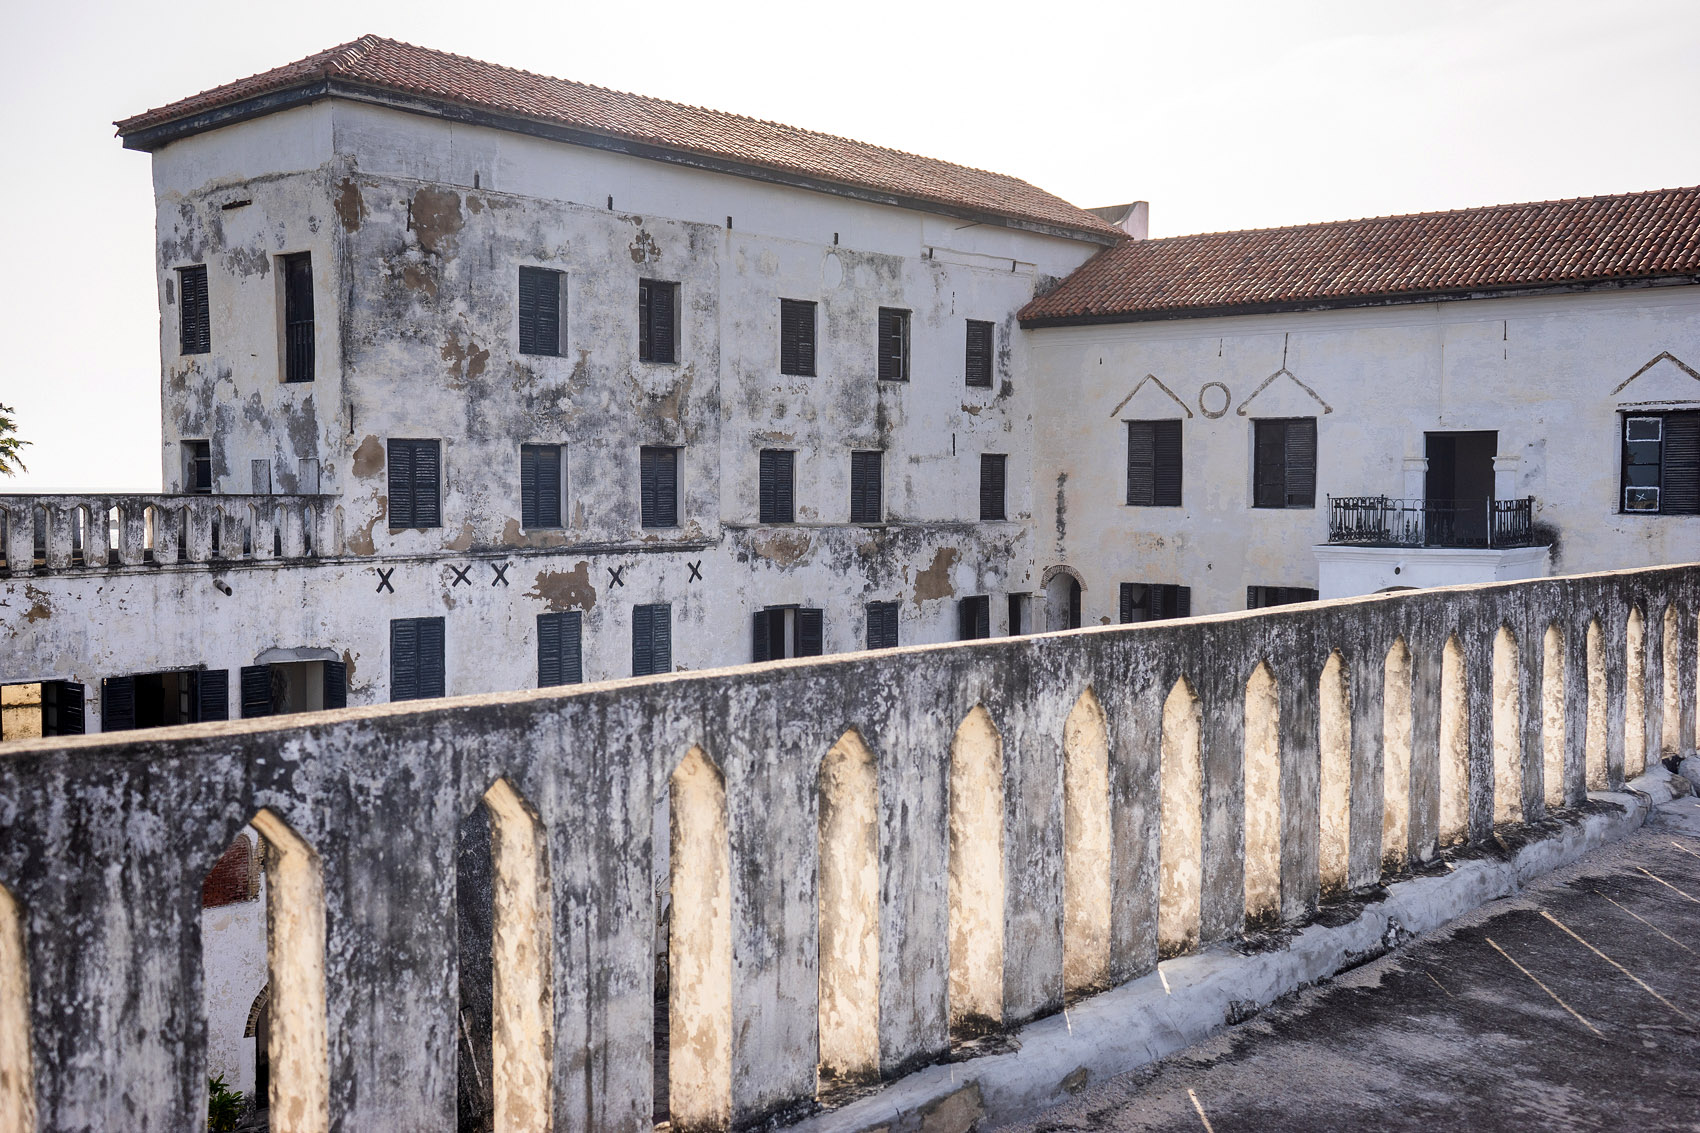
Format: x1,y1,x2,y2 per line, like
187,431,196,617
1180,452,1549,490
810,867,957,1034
1002,797,1700,1133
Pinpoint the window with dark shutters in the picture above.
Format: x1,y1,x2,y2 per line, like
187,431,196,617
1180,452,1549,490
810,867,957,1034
41,681,84,736
780,299,816,376
796,608,824,657
866,602,899,650
196,670,229,722
1625,411,1700,514
100,676,135,732
323,660,347,709
958,595,991,640
1253,418,1317,509
1247,586,1320,609
185,441,213,494
639,280,678,364
518,267,563,357
521,444,564,528
1126,420,1183,506
1119,582,1192,623
538,611,583,686
850,450,883,523
753,609,780,662
282,253,314,382
388,440,442,529
1007,594,1025,636
240,665,275,718
390,617,446,702
759,449,796,523
179,265,211,355
640,446,680,528
632,603,672,676
965,320,994,388
980,454,1007,521
878,308,909,381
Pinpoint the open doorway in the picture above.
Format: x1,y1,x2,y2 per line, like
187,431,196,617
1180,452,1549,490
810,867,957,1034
101,669,228,731
1,681,85,739
1044,570,1083,631
1425,431,1497,545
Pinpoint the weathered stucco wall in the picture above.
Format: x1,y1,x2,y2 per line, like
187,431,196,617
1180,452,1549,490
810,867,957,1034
0,563,1693,1130
1030,287,1700,618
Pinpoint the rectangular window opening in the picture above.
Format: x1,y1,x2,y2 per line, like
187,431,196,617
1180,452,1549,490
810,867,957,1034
1622,411,1700,514
390,617,446,702
759,449,796,524
1118,582,1192,623
519,266,564,357
850,450,883,523
965,320,994,388
752,606,824,661
184,440,213,495
780,298,817,376
282,252,314,382
538,611,584,686
1252,418,1317,509
980,453,1008,521
1247,586,1320,610
520,444,565,529
178,265,210,356
866,601,899,650
640,446,680,528
632,603,673,676
878,307,910,381
958,595,992,640
1127,419,1183,507
388,439,443,529
639,279,679,364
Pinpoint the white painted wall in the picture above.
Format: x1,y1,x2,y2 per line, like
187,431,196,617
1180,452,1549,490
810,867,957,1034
200,837,267,1098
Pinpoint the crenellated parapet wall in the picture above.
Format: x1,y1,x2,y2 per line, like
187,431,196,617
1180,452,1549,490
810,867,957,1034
0,563,1695,1130
0,493,339,575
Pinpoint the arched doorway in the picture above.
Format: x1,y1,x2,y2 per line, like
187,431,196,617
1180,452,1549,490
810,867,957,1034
1043,567,1084,631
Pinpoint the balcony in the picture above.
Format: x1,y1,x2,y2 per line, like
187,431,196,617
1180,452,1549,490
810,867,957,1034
1316,496,1552,599
0,492,337,576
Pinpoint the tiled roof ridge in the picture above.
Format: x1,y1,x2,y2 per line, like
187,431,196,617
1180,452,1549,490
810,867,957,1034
1143,184,1700,245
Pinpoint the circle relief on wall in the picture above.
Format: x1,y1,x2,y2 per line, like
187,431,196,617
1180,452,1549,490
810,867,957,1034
1199,382,1231,419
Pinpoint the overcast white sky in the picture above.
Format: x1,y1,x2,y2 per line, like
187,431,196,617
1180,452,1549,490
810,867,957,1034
2,0,1696,490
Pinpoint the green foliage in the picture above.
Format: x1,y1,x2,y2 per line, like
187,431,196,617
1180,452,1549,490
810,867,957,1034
0,402,28,477
207,1073,245,1132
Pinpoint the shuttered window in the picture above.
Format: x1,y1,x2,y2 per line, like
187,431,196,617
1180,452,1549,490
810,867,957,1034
980,454,1008,521
1253,418,1317,509
388,439,442,529
796,608,824,657
958,595,991,640
520,444,564,528
780,299,816,376
40,681,84,736
100,676,135,732
965,320,994,388
1622,411,1700,514
282,253,314,382
240,665,275,718
632,603,672,676
179,265,210,355
639,280,679,364
1126,420,1183,506
866,601,899,650
1119,582,1192,623
323,661,347,709
850,450,883,523
518,267,563,357
185,440,213,494
878,308,909,381
1247,586,1320,609
759,449,796,523
1007,594,1026,636
640,446,680,528
538,611,584,686
196,670,230,722
391,617,446,702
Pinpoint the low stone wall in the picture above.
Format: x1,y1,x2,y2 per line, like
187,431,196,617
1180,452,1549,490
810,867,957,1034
0,563,1695,1131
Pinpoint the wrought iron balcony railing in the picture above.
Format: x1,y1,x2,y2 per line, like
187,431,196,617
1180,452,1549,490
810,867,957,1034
1326,496,1540,549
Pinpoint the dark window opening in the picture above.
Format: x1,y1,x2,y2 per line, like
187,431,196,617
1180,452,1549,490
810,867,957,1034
1006,593,1028,636
878,307,910,381
185,440,213,494
282,252,314,383
518,266,563,357
639,280,679,364
1622,411,1700,514
388,439,442,529
850,450,883,523
1247,586,1320,610
1127,419,1183,507
179,265,210,355
390,617,446,702
0,681,85,740
759,449,796,524
1119,582,1191,623
641,446,680,528
100,668,228,732
965,320,994,388
865,601,899,650
1253,418,1317,509
780,298,816,376
632,603,672,676
240,660,346,717
520,444,564,529
752,606,824,661
538,611,584,686
1425,431,1499,543
958,595,992,640
980,454,1008,521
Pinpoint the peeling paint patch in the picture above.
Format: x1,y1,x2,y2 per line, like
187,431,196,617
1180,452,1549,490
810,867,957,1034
442,335,490,383
340,648,358,689
22,586,50,624
913,547,960,607
750,529,813,567
444,523,477,552
352,436,385,479
630,230,660,263
334,178,365,232
410,187,464,255
401,263,439,299
347,504,385,556
527,562,596,612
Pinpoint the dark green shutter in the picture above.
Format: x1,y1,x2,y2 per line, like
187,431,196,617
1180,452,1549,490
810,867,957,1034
866,602,898,649
633,605,654,675
44,681,84,735
1175,586,1192,618
197,669,229,722
1153,420,1183,506
965,320,993,388
752,609,773,662
638,282,652,362
1285,419,1317,507
1254,421,1286,508
179,266,210,355
392,617,444,701
652,283,676,365
1126,422,1155,505
851,451,882,523
519,267,560,357
796,609,824,657
980,455,1007,521
1119,583,1137,623
241,665,275,718
323,661,347,708
520,446,539,528
538,611,582,686
418,618,445,698
519,267,539,355
1663,412,1700,513
413,442,441,527
878,309,907,381
781,300,815,376
101,676,135,732
959,596,990,640
641,447,678,527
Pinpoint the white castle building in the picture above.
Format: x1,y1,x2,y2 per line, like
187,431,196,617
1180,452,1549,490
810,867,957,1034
1,34,1697,1106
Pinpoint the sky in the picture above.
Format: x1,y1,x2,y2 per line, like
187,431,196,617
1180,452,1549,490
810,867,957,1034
2,0,1696,490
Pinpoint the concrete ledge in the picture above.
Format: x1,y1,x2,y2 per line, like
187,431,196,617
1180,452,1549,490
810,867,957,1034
795,770,1675,1133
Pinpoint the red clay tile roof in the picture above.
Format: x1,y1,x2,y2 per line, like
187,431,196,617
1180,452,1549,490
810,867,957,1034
115,35,1121,242
1020,186,1700,325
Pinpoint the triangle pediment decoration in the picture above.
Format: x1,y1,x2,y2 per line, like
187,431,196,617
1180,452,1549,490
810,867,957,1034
1610,351,1700,397
1109,373,1193,419
1236,367,1333,416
